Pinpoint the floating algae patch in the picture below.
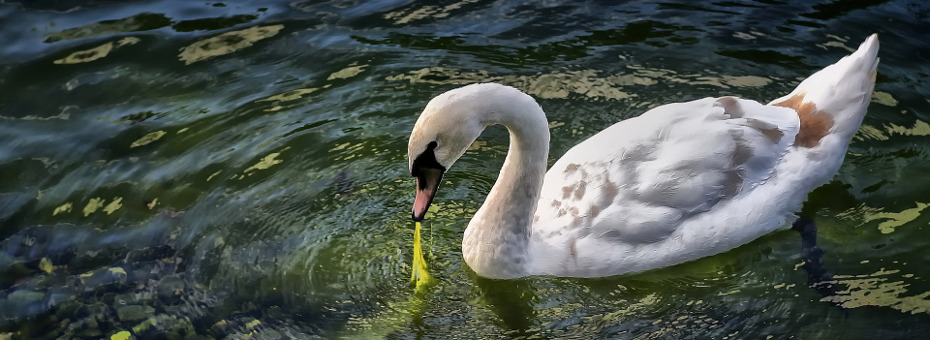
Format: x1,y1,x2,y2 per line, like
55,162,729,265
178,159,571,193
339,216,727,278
103,197,124,215
178,25,284,65
53,37,140,65
52,202,72,216
83,197,106,216
824,269,930,315
411,222,435,292
864,202,928,234
243,147,290,174
54,42,113,64
257,88,320,112
327,64,367,81
43,13,170,43
130,130,167,148
258,88,318,103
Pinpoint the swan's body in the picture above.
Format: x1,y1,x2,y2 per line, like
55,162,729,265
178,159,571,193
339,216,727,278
408,35,879,279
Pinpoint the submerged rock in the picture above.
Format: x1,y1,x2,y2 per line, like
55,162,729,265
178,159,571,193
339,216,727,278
129,313,198,339
78,266,129,292
0,239,323,339
116,305,154,322
155,275,185,305
0,290,46,320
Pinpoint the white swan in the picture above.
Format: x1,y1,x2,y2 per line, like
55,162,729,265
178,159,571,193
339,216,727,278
407,34,879,279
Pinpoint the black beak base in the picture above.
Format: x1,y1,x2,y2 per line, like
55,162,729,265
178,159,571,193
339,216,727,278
411,141,445,222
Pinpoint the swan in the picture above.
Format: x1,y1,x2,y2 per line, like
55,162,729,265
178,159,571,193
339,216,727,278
407,34,879,279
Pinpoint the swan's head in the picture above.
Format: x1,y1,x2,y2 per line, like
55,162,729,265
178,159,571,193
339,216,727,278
407,84,497,221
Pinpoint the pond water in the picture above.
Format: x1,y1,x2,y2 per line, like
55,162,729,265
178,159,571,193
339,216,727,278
1,0,929,338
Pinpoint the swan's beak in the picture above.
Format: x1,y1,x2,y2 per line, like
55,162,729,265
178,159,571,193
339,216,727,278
412,166,444,221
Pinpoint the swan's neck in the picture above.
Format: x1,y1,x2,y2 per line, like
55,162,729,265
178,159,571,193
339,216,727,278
463,103,550,279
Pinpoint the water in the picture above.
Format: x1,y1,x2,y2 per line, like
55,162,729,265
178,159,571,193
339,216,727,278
1,0,928,338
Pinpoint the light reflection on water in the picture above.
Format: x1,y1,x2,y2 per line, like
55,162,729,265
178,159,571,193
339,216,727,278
1,0,929,338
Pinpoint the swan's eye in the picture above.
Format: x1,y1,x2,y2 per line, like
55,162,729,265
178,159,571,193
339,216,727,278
411,140,445,177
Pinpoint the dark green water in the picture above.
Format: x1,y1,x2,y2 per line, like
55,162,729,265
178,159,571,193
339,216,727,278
1,0,929,338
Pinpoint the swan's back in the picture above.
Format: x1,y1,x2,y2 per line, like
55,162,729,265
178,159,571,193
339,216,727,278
527,35,879,277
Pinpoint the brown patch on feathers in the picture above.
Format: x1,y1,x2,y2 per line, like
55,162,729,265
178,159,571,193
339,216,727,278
716,96,743,118
564,163,580,174
573,182,586,200
772,93,834,147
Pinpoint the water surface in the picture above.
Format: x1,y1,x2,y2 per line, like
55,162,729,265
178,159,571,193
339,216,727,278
1,0,929,338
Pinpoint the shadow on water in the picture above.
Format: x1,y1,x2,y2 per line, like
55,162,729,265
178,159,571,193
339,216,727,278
470,275,537,333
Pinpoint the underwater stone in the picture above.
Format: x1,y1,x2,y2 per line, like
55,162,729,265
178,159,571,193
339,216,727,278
55,299,83,319
45,286,78,315
110,330,134,340
78,267,129,291
78,327,103,338
210,319,229,336
129,313,200,339
0,289,47,320
131,316,158,334
156,275,185,305
116,305,154,322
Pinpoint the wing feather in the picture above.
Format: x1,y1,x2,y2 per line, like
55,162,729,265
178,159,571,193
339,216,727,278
535,97,800,245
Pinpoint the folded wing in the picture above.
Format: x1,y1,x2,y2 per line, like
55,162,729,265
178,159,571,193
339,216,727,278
535,97,800,244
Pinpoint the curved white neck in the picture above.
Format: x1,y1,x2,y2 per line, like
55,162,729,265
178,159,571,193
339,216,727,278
462,97,550,279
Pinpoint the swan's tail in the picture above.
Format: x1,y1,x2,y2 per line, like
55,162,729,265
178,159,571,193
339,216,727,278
769,34,879,148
